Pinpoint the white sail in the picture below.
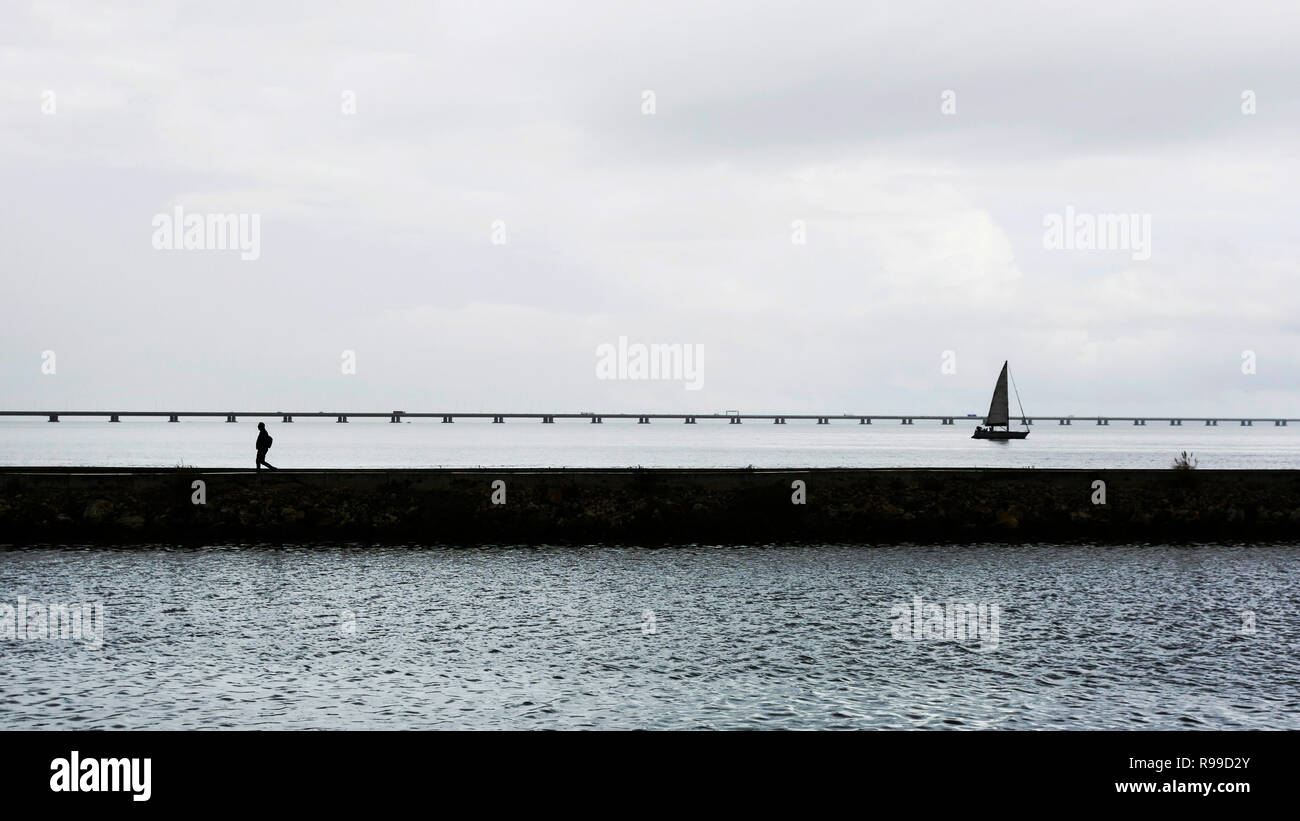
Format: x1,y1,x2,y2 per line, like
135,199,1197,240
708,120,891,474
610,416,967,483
984,361,1010,427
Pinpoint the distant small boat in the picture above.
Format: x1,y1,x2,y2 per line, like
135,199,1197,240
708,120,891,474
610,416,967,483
972,361,1029,440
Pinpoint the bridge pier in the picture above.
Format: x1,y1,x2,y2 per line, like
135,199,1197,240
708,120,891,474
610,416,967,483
1170,419,1181,426
860,418,870,424
901,418,913,425
590,416,602,424
941,418,953,425
1241,419,1252,426
1205,419,1217,426
442,416,453,423
542,416,553,423
226,414,237,422
47,414,58,422
282,415,294,423
729,416,742,424
492,416,504,423
637,416,649,423
109,415,120,423
336,415,348,423
169,415,180,423
1276,420,1287,426
1059,419,1071,425
684,417,696,424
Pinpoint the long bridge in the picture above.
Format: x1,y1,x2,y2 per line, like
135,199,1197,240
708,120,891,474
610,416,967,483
3,411,1294,426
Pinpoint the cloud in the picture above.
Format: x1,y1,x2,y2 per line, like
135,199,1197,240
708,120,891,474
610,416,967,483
1,1,1297,415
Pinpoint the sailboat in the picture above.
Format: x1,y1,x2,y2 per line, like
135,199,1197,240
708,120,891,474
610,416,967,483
972,361,1029,440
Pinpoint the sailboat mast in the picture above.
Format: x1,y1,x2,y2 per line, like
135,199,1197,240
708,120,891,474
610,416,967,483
1009,368,1027,429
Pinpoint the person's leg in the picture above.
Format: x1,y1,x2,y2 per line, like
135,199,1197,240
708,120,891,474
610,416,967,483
257,449,266,470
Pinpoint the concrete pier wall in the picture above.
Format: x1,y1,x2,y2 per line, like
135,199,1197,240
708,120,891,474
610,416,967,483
2,467,1299,544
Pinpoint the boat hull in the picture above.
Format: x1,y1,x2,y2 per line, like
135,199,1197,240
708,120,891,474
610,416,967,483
972,429,1029,440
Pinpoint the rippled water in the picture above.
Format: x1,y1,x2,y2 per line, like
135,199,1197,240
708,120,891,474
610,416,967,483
1,543,1296,729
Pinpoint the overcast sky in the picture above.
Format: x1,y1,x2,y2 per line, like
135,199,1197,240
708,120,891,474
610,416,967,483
2,0,1297,415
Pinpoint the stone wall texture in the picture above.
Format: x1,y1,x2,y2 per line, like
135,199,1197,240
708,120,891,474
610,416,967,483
2,467,1299,544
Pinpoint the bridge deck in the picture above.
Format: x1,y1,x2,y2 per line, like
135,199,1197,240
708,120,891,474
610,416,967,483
2,411,1295,424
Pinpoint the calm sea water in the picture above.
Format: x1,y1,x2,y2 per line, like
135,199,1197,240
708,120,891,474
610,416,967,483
2,417,1299,469
0,543,1296,730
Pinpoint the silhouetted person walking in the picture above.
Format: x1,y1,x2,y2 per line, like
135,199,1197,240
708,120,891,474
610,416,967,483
255,422,277,470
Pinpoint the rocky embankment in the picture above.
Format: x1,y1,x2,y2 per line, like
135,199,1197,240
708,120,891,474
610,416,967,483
2,467,1299,544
